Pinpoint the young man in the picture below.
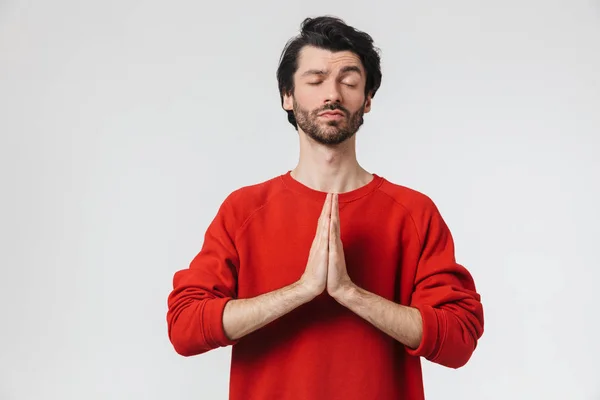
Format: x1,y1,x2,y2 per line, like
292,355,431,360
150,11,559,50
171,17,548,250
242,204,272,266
167,16,484,400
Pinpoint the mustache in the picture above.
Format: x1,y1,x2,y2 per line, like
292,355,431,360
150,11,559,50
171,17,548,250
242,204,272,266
315,103,349,116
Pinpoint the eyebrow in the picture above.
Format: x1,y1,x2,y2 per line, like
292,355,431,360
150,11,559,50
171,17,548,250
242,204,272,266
340,65,363,76
301,65,363,77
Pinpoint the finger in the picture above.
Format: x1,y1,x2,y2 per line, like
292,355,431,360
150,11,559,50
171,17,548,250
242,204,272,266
329,194,339,236
320,193,332,242
329,224,339,261
329,220,336,247
322,193,332,224
325,192,333,218
332,193,339,224
315,193,331,235
320,192,332,217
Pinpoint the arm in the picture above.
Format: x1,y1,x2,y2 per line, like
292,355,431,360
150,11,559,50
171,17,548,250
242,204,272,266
403,201,484,368
167,193,331,356
166,198,242,356
222,281,314,340
223,193,332,341
330,198,483,368
332,285,423,349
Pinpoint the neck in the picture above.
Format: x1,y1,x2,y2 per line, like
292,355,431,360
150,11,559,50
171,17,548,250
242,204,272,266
290,130,372,194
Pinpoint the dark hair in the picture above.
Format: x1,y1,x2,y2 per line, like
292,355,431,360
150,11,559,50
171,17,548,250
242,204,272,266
276,16,382,129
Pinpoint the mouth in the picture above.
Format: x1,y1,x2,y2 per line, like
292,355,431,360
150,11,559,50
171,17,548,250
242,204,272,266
318,111,345,119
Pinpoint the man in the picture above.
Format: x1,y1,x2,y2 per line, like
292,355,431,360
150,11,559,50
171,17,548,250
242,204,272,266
167,16,484,400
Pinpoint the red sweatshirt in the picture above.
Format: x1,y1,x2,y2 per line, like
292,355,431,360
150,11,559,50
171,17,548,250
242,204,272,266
167,171,484,400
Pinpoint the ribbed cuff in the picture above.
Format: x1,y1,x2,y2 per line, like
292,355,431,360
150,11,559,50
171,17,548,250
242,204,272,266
405,304,440,359
202,297,239,348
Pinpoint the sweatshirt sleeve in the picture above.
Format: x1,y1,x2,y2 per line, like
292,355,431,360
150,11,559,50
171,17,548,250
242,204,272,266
405,200,484,368
166,197,240,357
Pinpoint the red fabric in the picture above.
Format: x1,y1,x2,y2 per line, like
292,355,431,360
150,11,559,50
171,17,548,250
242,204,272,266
167,171,484,400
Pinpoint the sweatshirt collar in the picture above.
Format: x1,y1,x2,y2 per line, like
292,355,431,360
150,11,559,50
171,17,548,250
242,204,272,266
280,170,383,203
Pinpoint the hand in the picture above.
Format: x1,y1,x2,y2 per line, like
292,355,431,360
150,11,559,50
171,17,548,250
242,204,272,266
299,193,332,298
327,194,355,298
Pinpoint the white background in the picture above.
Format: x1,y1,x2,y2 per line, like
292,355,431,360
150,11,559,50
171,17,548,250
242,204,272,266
1,1,599,399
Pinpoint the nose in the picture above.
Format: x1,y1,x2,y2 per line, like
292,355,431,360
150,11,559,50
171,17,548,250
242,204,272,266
324,80,342,104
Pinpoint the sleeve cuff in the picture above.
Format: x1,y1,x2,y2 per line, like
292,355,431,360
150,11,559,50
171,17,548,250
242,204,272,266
405,304,440,359
202,297,239,348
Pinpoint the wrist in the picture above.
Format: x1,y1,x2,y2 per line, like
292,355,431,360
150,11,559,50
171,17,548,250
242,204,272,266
330,282,359,305
295,278,322,302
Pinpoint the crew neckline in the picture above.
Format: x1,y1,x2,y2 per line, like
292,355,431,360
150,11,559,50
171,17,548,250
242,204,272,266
280,170,384,203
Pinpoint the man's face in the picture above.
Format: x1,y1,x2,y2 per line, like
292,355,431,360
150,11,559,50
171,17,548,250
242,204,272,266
283,46,372,145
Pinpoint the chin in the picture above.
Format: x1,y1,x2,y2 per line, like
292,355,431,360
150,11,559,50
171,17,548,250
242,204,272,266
316,132,353,146
322,122,346,132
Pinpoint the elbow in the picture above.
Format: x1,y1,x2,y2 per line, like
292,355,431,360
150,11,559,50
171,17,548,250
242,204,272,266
167,303,213,357
167,297,235,357
431,310,483,369
168,319,208,357
172,341,196,358
413,305,483,369
433,341,475,369
425,322,477,369
172,343,207,358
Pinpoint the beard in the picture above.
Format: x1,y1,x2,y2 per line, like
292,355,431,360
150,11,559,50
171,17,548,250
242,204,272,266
293,100,365,146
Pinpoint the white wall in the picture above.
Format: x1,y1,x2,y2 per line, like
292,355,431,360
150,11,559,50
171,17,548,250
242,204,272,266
1,1,599,399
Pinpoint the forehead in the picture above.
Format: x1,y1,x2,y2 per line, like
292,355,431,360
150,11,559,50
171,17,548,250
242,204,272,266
296,46,364,74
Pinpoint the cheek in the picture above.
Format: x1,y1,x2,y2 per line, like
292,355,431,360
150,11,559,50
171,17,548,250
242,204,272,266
347,93,367,112
294,86,312,101
293,90,319,111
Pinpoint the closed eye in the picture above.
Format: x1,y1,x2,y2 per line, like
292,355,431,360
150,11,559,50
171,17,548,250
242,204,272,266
342,81,358,87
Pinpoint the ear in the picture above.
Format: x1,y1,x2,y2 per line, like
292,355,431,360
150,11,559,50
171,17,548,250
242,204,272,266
363,95,372,114
282,92,294,111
